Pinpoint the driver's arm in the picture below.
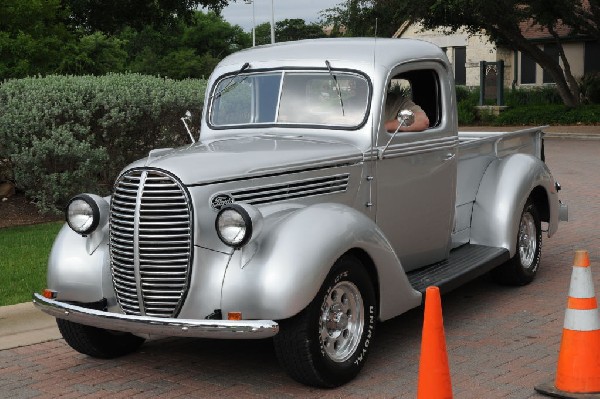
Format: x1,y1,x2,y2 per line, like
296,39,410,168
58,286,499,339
385,110,429,132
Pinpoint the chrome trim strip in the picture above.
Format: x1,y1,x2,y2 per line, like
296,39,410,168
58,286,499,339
189,155,361,187
376,137,458,159
211,174,350,206
33,294,279,340
134,171,147,315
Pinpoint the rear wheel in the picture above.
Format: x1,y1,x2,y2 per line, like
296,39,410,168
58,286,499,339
57,318,145,359
273,255,377,387
492,199,542,285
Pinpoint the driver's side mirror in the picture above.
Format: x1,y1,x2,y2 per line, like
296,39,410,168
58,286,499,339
397,109,415,128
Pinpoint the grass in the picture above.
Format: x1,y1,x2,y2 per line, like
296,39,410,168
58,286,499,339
0,221,63,306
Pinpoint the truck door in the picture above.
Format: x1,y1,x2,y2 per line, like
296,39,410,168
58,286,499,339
375,65,457,271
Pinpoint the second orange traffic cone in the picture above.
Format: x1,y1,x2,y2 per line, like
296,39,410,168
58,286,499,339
417,286,453,399
536,250,600,397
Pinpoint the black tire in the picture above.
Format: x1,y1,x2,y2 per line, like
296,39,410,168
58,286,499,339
57,318,145,359
492,199,542,285
273,255,377,388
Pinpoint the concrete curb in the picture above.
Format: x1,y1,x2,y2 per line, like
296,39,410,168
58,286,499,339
544,133,600,140
0,302,61,350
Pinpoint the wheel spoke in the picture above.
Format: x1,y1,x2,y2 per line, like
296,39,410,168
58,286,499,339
319,280,364,363
518,212,537,268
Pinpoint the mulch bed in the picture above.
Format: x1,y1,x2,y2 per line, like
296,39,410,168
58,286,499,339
0,194,62,229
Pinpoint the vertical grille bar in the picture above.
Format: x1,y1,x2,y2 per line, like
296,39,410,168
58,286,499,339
110,169,193,318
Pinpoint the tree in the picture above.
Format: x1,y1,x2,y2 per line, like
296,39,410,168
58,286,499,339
276,19,326,42
64,0,233,34
182,11,250,58
0,0,75,80
254,22,273,45
321,0,397,37
323,0,595,107
253,19,326,46
59,33,127,75
121,11,250,78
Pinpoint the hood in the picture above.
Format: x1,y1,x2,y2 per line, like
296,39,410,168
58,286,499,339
125,135,363,185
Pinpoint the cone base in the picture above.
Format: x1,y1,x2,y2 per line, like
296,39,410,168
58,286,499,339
535,381,600,398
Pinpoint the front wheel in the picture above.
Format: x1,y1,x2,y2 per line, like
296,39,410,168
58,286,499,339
273,255,377,387
492,199,542,285
57,318,145,359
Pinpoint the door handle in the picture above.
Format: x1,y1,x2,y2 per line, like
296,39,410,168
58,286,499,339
444,153,456,161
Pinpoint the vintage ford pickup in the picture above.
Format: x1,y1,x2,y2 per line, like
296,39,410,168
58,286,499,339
34,38,568,387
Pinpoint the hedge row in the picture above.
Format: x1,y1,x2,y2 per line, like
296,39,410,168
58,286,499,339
0,74,206,214
494,104,600,125
456,85,600,125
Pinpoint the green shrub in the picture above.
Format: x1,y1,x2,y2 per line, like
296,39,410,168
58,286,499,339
456,86,479,125
494,104,600,125
455,85,475,103
505,86,562,106
580,72,600,104
0,73,206,214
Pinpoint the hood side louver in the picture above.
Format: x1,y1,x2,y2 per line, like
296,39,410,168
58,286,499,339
229,174,350,205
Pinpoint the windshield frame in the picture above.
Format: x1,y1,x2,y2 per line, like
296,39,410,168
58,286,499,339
206,67,372,131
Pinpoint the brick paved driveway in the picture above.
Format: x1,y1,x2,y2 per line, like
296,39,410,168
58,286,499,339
1,139,599,399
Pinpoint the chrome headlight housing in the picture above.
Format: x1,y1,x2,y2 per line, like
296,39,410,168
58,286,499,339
66,194,109,236
215,203,263,248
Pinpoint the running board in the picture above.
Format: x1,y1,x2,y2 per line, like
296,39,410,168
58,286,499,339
407,244,510,294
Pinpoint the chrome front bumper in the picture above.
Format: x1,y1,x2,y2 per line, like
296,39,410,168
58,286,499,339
33,293,279,339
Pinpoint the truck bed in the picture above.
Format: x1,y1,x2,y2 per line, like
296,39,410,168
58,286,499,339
452,127,546,248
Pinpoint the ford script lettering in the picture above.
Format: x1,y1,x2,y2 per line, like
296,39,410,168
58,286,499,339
210,194,234,210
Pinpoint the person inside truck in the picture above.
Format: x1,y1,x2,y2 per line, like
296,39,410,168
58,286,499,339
384,92,430,132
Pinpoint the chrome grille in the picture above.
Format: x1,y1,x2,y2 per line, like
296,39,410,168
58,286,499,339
230,174,350,205
110,169,192,318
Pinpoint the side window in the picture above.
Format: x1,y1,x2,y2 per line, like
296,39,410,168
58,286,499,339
385,69,441,129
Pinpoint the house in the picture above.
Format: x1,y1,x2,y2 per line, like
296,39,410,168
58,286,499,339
394,20,600,89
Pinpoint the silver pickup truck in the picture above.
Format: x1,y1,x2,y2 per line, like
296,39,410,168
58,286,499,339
34,38,567,387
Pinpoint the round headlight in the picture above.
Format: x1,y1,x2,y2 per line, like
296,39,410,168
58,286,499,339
215,204,253,248
66,194,100,235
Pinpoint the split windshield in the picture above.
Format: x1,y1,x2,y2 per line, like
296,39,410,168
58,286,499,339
208,71,369,129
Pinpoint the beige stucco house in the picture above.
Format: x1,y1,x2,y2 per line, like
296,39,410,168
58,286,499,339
395,21,600,89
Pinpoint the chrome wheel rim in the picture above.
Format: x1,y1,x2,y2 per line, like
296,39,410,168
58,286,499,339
319,281,364,363
518,212,537,269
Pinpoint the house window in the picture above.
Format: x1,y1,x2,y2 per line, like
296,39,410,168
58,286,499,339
584,41,600,74
543,44,559,83
521,52,536,84
454,47,466,85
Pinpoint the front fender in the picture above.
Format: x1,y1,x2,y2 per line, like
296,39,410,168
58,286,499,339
47,223,114,305
220,203,421,322
470,153,559,256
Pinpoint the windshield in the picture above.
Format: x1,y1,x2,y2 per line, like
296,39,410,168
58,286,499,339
209,71,370,129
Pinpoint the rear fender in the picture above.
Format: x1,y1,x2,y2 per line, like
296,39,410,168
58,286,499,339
470,154,559,256
220,203,421,321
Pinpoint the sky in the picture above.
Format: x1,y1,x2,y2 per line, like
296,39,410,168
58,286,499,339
219,0,343,31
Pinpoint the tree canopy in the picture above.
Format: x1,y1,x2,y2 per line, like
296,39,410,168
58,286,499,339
0,0,250,81
254,19,326,46
322,0,598,106
64,0,232,34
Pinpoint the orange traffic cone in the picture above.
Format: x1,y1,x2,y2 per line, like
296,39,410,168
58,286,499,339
536,250,600,398
417,286,453,399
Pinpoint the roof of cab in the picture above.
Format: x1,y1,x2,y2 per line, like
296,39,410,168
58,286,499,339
217,38,447,72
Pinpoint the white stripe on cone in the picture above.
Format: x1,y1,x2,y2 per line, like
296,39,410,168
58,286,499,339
564,308,600,331
569,267,596,298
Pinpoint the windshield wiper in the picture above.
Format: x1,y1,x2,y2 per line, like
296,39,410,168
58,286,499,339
325,60,345,116
210,62,251,101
